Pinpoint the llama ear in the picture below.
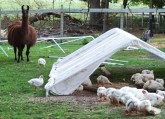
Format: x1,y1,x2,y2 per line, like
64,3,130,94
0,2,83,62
27,5,29,11
22,5,24,10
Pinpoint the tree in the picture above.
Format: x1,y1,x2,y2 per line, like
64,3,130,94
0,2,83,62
13,0,50,9
102,0,110,32
129,0,165,8
88,0,101,27
83,0,110,31
123,0,128,8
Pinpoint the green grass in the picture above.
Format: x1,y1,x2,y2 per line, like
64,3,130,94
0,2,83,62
1,35,165,119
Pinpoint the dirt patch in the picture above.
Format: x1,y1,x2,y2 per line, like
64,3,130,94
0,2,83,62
29,82,134,104
149,42,165,48
29,90,98,104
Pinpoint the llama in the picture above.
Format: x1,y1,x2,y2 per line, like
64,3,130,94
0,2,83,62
7,5,37,63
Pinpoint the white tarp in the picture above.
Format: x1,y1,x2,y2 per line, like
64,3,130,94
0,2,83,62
46,28,165,95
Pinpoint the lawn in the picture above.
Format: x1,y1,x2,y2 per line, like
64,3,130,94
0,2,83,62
0,33,165,119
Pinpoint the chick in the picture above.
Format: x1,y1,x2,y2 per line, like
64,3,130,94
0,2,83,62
28,75,44,89
38,58,46,67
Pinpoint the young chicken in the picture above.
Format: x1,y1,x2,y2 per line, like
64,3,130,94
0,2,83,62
38,58,46,67
28,75,44,89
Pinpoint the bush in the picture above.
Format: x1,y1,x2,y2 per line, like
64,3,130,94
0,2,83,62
81,38,89,45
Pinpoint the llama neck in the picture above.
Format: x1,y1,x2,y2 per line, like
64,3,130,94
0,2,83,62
22,16,28,34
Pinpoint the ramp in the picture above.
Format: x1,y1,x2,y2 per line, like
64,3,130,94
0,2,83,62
46,28,165,95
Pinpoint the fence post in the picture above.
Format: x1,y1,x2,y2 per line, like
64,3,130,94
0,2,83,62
125,13,128,29
157,12,160,29
155,10,160,29
141,12,144,28
60,4,64,43
120,4,124,29
52,0,55,28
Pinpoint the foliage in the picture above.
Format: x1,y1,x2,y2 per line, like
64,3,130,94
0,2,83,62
81,38,89,45
80,0,119,3
128,0,165,8
0,0,87,10
80,0,165,8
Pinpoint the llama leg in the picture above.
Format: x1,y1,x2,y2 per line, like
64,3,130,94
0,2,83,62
17,48,21,63
17,47,24,63
26,45,30,62
14,47,17,61
21,45,25,61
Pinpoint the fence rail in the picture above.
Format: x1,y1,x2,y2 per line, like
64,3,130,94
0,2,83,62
0,8,164,39
0,8,165,14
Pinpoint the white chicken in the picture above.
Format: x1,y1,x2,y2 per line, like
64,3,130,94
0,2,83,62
44,77,56,97
97,87,107,101
76,85,84,91
28,75,44,89
38,58,46,67
97,75,112,86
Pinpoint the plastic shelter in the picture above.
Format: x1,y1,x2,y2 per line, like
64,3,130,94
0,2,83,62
45,28,165,95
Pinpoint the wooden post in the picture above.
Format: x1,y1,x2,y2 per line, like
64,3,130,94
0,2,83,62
60,4,64,43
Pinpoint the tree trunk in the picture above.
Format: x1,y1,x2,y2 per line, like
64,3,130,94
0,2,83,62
149,0,153,37
101,0,109,32
89,0,102,28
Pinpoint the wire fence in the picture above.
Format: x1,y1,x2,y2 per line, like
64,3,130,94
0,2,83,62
0,8,165,39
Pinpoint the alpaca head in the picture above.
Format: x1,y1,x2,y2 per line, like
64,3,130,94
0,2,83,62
22,5,29,18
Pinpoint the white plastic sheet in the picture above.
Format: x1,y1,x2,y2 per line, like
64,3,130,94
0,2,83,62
46,28,165,95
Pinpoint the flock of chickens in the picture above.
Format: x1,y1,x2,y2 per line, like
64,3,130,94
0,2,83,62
96,69,165,116
27,58,164,116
